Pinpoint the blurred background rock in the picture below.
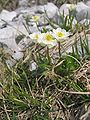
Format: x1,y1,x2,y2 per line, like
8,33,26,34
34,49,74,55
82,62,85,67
0,0,89,11
29,0,89,6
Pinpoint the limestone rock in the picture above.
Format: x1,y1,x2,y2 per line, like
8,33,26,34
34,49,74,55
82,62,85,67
0,26,18,51
19,0,29,7
29,61,37,71
76,2,89,13
76,8,90,22
0,10,17,22
75,2,90,22
35,2,58,18
86,1,90,7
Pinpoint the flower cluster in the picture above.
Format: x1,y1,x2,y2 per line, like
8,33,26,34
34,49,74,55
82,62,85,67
29,28,70,48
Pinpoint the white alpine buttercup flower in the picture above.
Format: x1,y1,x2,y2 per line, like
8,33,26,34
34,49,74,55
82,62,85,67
29,32,42,43
42,32,57,48
53,28,70,41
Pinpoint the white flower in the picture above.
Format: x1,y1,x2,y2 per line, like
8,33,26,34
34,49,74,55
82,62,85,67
53,28,70,41
67,4,76,11
42,32,57,48
29,32,42,43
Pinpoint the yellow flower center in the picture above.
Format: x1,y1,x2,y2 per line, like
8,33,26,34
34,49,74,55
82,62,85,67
68,4,76,10
32,16,39,22
34,34,39,39
57,32,64,38
45,34,53,41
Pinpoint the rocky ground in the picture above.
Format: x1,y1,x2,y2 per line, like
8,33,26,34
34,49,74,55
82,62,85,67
0,1,90,120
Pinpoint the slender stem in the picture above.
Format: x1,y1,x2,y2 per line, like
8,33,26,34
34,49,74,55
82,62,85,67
3,96,11,120
58,41,61,57
47,47,51,64
35,22,40,32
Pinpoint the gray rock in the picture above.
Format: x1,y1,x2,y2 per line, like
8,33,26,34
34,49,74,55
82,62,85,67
6,51,23,67
76,2,89,13
16,3,58,30
19,0,29,7
0,26,18,51
0,10,17,22
59,4,70,16
29,61,37,71
35,2,58,19
0,10,17,28
60,4,69,15
0,26,24,63
76,8,90,22
12,51,23,60
59,3,76,16
16,2,58,28
59,2,90,22
75,2,90,22
86,1,90,7
15,7,35,14
0,30,23,67
8,21,29,36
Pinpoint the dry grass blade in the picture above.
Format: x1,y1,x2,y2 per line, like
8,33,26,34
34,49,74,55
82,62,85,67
61,29,90,53
57,89,90,95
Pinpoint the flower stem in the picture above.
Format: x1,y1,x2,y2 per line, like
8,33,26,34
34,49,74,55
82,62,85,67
35,22,40,31
58,42,61,57
47,47,51,64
